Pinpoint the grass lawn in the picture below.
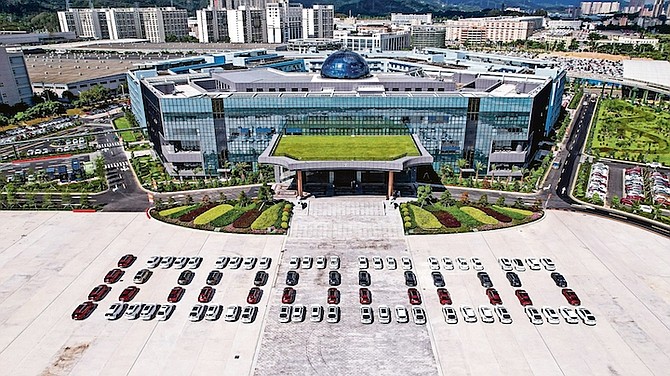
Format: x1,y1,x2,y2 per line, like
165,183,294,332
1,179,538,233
113,117,138,142
590,99,670,165
272,135,420,161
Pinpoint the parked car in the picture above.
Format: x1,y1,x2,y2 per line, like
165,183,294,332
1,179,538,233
259,257,272,270
372,257,384,270
512,258,525,272
159,256,175,269
289,256,300,269
432,271,445,287
442,306,458,324
72,301,97,320
167,287,185,303
540,258,556,271
329,270,341,286
215,256,230,269
562,288,581,306
104,269,124,284
460,305,477,323
205,305,223,321
173,256,188,269
359,288,372,304
315,256,326,269
395,305,409,323
525,258,541,271
551,272,567,288
407,288,422,305
559,306,579,324
457,257,469,271
206,270,223,286
358,256,368,269
541,306,560,324
478,305,495,323
286,271,299,286
327,288,340,304
124,303,143,320
254,271,268,286
515,289,533,306
189,304,206,322
378,305,392,324
310,305,323,322
428,257,440,270
326,305,340,323
471,257,484,271
301,256,313,269
360,306,374,324
282,287,296,304
229,256,242,269
498,257,513,271
242,257,256,270
198,286,215,303
178,270,195,285
292,304,306,322
241,306,258,323
412,306,427,325
386,257,397,270
477,272,493,288
187,256,203,269
105,302,127,320
133,269,152,284
329,255,340,270
140,304,158,321
524,306,543,325
404,270,417,287
576,307,596,326
401,257,413,270
224,305,241,322
486,288,502,305
119,286,140,302
359,270,371,286
88,284,111,301
494,305,513,324
279,305,292,323
437,288,452,305
506,272,522,287
117,254,137,268
247,287,262,304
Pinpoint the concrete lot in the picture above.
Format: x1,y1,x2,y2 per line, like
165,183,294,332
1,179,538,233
0,204,669,375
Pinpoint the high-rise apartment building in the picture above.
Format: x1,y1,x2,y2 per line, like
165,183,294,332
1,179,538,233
227,7,267,43
303,5,334,39
266,0,303,43
442,16,543,44
580,1,621,15
391,13,433,25
0,47,33,106
197,9,230,43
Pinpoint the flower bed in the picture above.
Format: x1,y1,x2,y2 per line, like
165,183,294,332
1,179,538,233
232,210,261,228
160,204,198,219
193,204,234,225
460,207,498,225
478,206,512,223
409,204,443,230
432,211,461,228
210,208,246,227
251,203,284,230
178,203,217,222
492,205,533,219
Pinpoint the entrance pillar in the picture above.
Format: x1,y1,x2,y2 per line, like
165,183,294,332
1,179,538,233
387,171,394,199
296,170,303,197
356,171,362,182
329,171,335,184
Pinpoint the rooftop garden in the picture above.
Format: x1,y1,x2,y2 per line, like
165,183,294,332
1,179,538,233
272,135,420,161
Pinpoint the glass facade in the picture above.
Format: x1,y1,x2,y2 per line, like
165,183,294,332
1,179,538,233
320,50,370,79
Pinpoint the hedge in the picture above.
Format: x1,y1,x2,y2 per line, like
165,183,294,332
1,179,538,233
178,203,217,222
232,210,261,228
251,203,283,230
460,207,498,225
409,204,442,230
159,205,194,217
162,204,200,219
433,211,461,228
478,206,512,223
193,204,234,225
433,205,482,228
492,205,533,219
210,208,246,227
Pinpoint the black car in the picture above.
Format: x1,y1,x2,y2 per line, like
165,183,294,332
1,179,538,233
551,272,567,287
358,270,371,286
254,271,268,286
477,272,493,288
506,272,522,287
329,270,341,286
432,271,445,287
286,271,299,286
206,270,222,286
178,270,194,285
404,271,417,287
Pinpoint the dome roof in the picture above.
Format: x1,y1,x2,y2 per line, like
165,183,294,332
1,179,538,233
320,50,370,79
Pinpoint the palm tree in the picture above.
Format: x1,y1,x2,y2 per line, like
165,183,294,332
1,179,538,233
509,166,519,185
457,159,467,184
489,163,497,183
474,161,483,183
234,162,249,181
519,167,528,185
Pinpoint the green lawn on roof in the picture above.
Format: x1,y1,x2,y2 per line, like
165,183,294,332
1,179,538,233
272,135,420,161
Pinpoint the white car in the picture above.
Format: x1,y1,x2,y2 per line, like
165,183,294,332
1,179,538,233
329,255,340,270
173,256,188,269
289,256,300,269
372,256,384,270
428,257,440,270
310,305,323,322
241,306,258,323
189,304,206,322
156,304,175,321
358,256,368,269
401,257,413,270
315,256,326,269
471,257,484,271
478,305,495,323
525,258,541,271
442,257,454,270
541,306,560,325
188,256,203,269
460,305,477,323
498,258,513,271
524,306,543,325
512,258,526,272
125,303,143,320
494,305,512,324
279,305,292,323
386,257,397,270
301,256,313,269
215,256,230,269
292,304,306,322
147,256,161,269
205,305,223,321
576,307,596,326
360,306,374,324
378,305,392,324
442,306,458,324
259,257,272,270
224,305,241,322
412,306,427,325
559,306,579,324
326,305,340,323
540,258,556,271
457,257,469,271
105,303,127,320
242,257,256,270
395,305,409,323
140,304,158,321
160,256,175,269
229,256,242,269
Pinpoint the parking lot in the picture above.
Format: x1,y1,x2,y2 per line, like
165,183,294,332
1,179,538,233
0,203,669,375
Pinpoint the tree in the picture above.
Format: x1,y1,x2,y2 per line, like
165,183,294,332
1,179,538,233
185,194,194,205
513,197,524,208
61,193,72,208
611,195,621,209
439,190,454,206
457,159,467,183
416,185,434,207
257,182,274,202
237,191,251,207
5,183,16,208
94,156,105,180
496,196,505,206
218,192,227,202
474,160,483,183
167,196,176,207
42,193,52,209
478,194,488,205
460,191,470,204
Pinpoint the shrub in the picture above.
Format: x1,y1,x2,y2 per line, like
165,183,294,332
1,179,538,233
433,211,461,228
478,206,512,223
281,221,288,229
178,204,216,222
210,208,246,227
159,204,198,218
404,221,413,229
232,209,261,228
409,204,442,230
492,205,533,219
284,204,292,210
193,204,234,225
403,215,411,222
251,203,284,230
460,206,498,225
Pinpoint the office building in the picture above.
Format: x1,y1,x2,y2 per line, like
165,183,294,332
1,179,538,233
0,47,32,106
303,5,334,39
391,13,433,25
337,31,411,51
580,1,621,15
411,26,446,48
442,16,543,44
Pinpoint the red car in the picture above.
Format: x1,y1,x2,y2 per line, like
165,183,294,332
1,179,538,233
562,288,581,306
282,287,296,304
437,288,452,305
104,269,124,284
247,287,262,304
167,286,185,303
408,288,422,305
327,288,340,304
486,288,503,305
198,286,215,303
72,301,97,320
514,289,533,306
359,288,371,304
119,286,140,302
88,284,111,302
117,254,137,268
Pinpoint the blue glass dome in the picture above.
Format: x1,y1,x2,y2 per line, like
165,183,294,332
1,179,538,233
320,50,370,79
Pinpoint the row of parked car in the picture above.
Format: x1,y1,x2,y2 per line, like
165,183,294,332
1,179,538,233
651,170,670,207
586,162,609,200
623,166,645,205
188,304,258,323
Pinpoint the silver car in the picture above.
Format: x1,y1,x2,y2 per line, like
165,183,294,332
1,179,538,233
156,304,175,321
478,305,495,323
576,307,596,326
241,306,258,323
412,306,427,325
329,256,340,270
140,304,158,321
125,303,143,320
242,257,256,270
360,306,374,324
105,303,127,320
494,305,513,324
189,304,206,322
385,257,397,270
542,306,560,325
460,305,477,323
378,305,391,324
442,257,454,270
310,305,323,322
279,305,292,323
559,306,579,324
524,306,543,325
292,304,306,322
395,305,409,323
205,305,223,321
442,306,458,324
